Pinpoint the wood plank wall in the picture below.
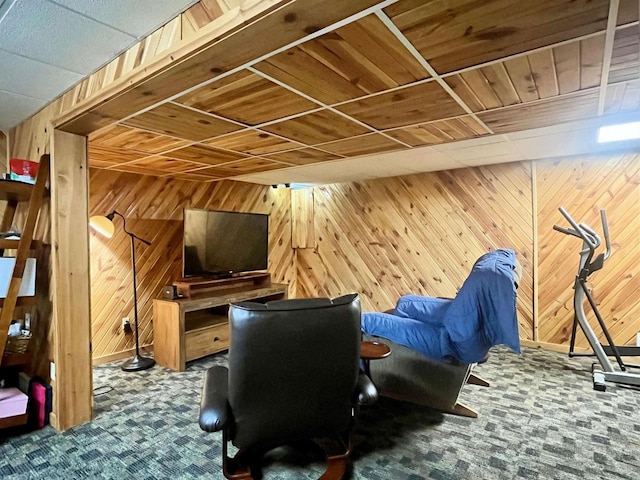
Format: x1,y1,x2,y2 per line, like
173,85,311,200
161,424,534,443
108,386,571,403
537,151,640,347
5,0,248,382
295,163,536,340
0,132,6,173
88,169,295,362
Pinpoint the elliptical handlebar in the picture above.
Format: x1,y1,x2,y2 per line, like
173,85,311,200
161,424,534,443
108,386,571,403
579,223,601,247
552,224,582,239
557,207,598,250
555,206,613,276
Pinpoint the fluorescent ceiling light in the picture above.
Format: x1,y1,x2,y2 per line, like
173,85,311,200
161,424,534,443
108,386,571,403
597,121,640,143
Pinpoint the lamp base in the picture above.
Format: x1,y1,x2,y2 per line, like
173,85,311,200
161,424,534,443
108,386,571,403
121,354,155,372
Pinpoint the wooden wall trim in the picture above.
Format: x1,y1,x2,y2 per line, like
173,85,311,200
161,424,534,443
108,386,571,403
291,188,315,248
531,160,539,341
0,131,7,173
50,130,92,431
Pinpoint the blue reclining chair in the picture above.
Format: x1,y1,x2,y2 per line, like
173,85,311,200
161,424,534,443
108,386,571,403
362,249,522,417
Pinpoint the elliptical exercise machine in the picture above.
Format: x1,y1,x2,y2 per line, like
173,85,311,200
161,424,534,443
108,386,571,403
554,207,640,391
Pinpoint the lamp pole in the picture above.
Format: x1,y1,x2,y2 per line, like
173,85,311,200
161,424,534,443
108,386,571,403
111,212,155,372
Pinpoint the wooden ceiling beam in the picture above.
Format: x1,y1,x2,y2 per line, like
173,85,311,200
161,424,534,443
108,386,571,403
598,0,622,114
56,0,397,136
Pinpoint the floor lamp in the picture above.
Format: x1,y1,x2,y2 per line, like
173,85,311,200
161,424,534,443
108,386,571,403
89,211,155,372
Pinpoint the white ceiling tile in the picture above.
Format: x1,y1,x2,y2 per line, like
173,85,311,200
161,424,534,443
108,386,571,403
0,90,47,130
504,119,597,140
438,141,519,161
0,50,83,99
431,134,510,150
458,152,527,167
0,0,135,74
234,169,322,185
351,146,463,172
508,128,640,161
51,0,198,38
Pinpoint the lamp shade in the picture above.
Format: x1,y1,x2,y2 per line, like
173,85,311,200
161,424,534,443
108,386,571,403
89,215,115,238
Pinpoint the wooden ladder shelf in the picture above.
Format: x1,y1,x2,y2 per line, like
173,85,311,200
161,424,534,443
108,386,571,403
0,154,50,361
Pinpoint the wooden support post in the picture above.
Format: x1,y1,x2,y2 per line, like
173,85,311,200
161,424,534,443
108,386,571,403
50,129,93,430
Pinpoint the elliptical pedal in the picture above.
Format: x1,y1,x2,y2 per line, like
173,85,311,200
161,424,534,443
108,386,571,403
591,364,606,392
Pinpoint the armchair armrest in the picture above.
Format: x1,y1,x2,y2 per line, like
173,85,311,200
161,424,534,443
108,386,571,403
199,366,230,433
355,371,378,406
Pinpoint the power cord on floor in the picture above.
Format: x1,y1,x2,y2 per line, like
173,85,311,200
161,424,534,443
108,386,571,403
93,385,113,396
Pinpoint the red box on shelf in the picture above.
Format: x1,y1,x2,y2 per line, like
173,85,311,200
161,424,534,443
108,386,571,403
9,158,39,184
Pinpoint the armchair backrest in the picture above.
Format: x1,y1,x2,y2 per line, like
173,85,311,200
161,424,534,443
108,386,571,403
228,293,361,452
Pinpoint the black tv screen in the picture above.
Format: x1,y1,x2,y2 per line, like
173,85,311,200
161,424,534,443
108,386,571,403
183,209,269,277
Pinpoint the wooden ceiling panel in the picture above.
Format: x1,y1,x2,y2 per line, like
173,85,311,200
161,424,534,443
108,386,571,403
88,144,149,166
166,144,249,166
261,110,371,145
477,90,600,134
254,14,430,105
171,172,219,182
604,80,640,115
193,158,286,177
60,0,386,134
204,130,303,155
120,156,203,173
264,148,342,166
89,124,190,154
89,159,119,168
107,164,165,176
319,133,406,157
122,103,243,141
385,116,490,147
384,0,628,74
80,0,640,181
336,81,465,130
445,35,605,112
609,26,640,84
181,0,228,37
175,70,318,125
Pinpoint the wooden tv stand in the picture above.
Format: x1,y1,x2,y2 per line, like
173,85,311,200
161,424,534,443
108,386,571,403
153,277,287,372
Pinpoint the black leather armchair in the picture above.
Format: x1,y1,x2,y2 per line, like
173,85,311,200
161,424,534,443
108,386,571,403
199,293,377,480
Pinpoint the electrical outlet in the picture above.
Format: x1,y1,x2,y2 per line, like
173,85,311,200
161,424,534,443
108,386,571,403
636,332,640,347
122,317,131,332
50,362,56,381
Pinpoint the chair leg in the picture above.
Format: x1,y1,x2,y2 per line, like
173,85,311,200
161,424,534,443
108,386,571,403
222,430,253,480
443,402,478,419
467,373,490,387
317,433,351,480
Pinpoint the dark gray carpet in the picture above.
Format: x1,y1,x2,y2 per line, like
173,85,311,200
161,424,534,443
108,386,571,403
1,347,639,479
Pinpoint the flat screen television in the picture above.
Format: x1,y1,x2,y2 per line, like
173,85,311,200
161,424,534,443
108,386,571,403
183,209,269,277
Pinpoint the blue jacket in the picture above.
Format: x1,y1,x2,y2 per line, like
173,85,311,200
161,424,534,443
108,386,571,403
361,249,521,363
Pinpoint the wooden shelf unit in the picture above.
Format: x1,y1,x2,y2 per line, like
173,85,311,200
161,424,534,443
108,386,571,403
0,412,28,430
153,280,288,371
0,155,50,363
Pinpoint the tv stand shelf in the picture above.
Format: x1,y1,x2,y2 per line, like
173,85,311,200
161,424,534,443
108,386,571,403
153,280,287,371
174,272,271,298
